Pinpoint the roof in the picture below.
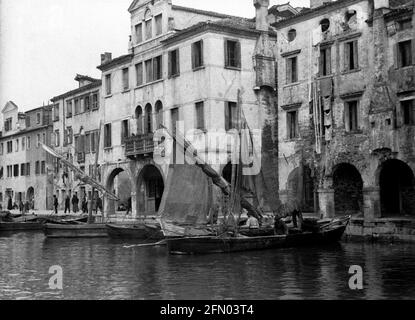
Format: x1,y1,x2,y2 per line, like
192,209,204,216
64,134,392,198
75,74,100,83
171,5,245,20
162,18,277,46
97,54,133,72
271,0,365,28
51,81,101,102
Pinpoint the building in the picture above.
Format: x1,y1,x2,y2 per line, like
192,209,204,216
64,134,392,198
0,102,53,211
274,0,414,239
50,75,102,211
96,0,288,218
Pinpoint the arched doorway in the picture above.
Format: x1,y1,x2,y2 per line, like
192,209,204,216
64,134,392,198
136,165,164,216
106,168,132,216
135,106,143,135
333,163,363,216
287,166,316,212
27,187,34,209
379,159,415,217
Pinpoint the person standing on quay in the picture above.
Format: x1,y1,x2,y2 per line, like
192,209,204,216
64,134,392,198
53,195,59,215
72,192,79,214
64,195,71,214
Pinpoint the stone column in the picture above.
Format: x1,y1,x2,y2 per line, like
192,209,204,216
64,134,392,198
363,187,381,221
318,188,335,218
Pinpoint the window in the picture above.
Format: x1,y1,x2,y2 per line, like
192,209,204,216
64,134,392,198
26,163,30,176
54,130,60,147
121,119,129,144
37,113,41,124
145,104,153,134
27,137,31,150
74,135,79,153
7,141,12,153
145,59,153,83
402,99,415,125
288,29,297,42
104,124,112,148
192,40,204,69
42,133,46,144
155,101,163,129
91,131,98,153
0,143,3,155
286,56,298,84
398,19,412,31
195,102,205,130
225,102,237,131
66,101,73,118
105,74,112,95
345,40,359,71
14,164,19,177
168,49,180,77
74,99,80,115
136,63,143,86
4,118,12,132
319,46,332,76
7,165,12,178
25,116,30,128
225,40,241,68
21,163,25,176
15,139,19,152
21,137,25,150
153,56,163,81
398,40,412,68
66,127,73,145
35,161,40,175
155,14,162,36
287,110,299,139
135,23,143,43
84,96,91,112
41,161,46,174
92,93,99,110
345,100,359,132
53,105,59,121
145,19,152,40
85,132,91,153
122,68,129,90
0,168,3,180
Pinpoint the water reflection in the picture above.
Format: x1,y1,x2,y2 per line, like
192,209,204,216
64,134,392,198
0,232,415,300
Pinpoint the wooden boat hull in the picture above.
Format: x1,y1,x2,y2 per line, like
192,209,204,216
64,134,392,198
167,225,348,255
44,223,108,238
106,224,164,240
0,221,44,232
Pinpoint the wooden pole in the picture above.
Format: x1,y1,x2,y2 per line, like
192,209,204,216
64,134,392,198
88,122,102,224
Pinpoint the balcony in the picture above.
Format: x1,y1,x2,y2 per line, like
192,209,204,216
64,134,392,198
125,134,155,158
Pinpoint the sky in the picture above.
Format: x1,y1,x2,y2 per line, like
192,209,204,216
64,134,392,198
0,0,309,111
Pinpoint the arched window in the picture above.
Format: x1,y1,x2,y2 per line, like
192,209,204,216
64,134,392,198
155,101,163,129
135,106,143,135
145,104,153,134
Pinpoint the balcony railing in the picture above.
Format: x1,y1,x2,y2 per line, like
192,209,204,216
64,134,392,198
125,134,155,158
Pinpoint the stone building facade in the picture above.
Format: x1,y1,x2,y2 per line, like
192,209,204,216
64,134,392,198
0,102,53,211
274,0,415,237
50,75,102,211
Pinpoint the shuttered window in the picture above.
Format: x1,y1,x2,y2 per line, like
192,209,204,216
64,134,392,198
168,49,180,77
121,120,129,144
402,100,415,125
225,40,241,68
319,46,332,76
225,102,237,131
145,59,153,83
136,63,143,86
122,68,129,90
192,40,204,69
104,124,112,148
135,23,143,43
155,14,162,36
195,102,205,130
286,56,298,84
145,19,152,40
397,40,412,68
287,111,299,139
153,56,162,81
344,40,359,71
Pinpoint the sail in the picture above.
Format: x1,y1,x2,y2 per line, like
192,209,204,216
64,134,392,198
159,164,210,225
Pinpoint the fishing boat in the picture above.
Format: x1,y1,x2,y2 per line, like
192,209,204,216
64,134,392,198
44,223,108,238
106,223,164,240
166,216,350,255
0,212,46,232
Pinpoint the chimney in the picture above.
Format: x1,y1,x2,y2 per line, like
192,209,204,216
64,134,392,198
100,52,112,65
254,0,270,32
310,0,333,9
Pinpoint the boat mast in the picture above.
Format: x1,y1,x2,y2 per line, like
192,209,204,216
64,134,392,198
88,121,102,224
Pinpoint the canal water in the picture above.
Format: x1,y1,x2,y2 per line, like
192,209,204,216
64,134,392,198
1,232,414,300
